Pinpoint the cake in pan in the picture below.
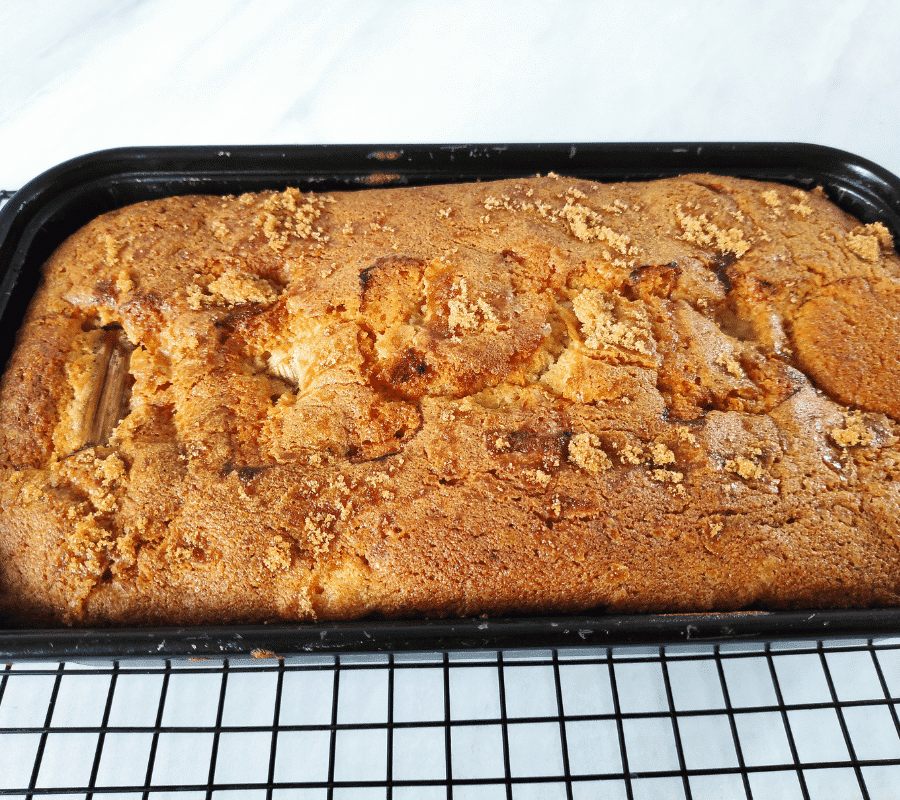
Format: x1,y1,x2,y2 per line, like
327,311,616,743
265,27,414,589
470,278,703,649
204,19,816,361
0,173,898,626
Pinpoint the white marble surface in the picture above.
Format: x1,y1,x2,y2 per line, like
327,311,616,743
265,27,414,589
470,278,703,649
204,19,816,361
2,0,900,190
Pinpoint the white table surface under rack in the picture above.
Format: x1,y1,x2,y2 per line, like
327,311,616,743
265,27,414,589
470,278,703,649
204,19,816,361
1,640,899,799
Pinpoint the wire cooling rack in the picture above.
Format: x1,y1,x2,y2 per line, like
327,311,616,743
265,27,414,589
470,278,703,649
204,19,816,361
1,639,899,799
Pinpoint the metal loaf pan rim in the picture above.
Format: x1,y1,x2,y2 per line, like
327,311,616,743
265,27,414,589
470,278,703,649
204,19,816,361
1,142,899,660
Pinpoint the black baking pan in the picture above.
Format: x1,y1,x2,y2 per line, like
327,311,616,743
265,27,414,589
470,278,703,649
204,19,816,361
2,143,900,661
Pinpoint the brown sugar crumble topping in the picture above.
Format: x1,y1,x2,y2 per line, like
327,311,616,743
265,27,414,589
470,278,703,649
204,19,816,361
2,172,900,628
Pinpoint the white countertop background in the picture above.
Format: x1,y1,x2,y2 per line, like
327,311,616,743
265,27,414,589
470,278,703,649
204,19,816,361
2,2,900,798
2,0,900,189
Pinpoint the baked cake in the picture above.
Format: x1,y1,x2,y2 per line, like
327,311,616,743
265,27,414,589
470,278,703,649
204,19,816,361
1,173,899,626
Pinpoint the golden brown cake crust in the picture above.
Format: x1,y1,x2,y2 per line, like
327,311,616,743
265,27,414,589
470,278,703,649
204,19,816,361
2,173,900,627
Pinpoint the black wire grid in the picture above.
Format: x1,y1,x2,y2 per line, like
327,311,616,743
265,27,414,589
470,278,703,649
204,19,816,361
1,639,899,799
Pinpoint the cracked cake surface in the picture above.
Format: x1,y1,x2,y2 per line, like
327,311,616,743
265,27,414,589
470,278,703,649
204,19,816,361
1,173,899,626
